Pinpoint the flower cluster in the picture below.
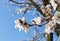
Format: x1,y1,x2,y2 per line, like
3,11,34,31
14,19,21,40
50,0,57,10
45,21,56,34
32,17,43,25
41,4,52,20
14,17,29,33
52,11,60,24
45,11,60,34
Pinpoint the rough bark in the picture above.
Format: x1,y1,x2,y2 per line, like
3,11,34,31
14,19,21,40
46,33,53,41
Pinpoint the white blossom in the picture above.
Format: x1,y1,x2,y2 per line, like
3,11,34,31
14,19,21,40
50,0,57,10
52,11,60,24
52,16,59,23
45,21,56,34
54,11,60,17
14,19,23,29
32,17,43,25
14,18,29,33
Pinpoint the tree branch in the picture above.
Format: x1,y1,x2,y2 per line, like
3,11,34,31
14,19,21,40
9,0,46,17
9,0,53,22
9,0,31,5
29,0,45,17
42,0,50,6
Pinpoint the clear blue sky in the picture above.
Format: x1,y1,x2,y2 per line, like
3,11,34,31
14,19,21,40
0,0,58,41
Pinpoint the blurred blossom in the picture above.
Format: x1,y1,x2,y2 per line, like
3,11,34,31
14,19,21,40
45,21,56,34
45,11,60,34
52,16,59,23
50,0,57,10
32,17,43,25
52,11,60,24
54,11,60,17
41,5,52,20
14,17,29,33
46,5,52,13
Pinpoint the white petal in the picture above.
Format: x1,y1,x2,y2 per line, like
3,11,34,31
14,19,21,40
50,0,57,10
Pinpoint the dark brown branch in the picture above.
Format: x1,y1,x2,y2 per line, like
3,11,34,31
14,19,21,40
42,0,50,6
55,23,60,37
46,33,53,41
29,0,45,17
9,0,31,5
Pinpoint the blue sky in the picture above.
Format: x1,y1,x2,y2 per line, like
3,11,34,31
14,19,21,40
0,0,59,41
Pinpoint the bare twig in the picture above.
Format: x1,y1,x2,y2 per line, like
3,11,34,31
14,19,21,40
9,0,31,5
